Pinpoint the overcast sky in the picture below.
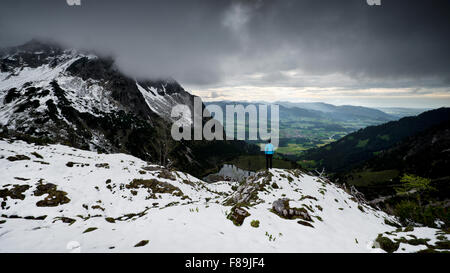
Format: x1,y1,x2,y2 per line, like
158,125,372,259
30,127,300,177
1,0,449,108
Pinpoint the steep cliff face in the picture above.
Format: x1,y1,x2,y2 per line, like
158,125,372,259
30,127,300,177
0,40,255,177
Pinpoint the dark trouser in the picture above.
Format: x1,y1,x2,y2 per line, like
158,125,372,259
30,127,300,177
266,154,273,169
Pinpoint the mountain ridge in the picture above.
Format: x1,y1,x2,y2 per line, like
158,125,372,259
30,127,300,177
301,107,450,173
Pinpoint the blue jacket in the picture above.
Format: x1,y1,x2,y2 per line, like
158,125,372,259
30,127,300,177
265,143,274,155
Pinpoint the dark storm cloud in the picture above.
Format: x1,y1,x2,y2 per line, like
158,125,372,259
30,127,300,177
0,0,449,90
0,0,237,85
223,0,450,88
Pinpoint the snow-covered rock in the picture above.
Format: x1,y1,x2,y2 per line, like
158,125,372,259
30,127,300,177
0,139,447,252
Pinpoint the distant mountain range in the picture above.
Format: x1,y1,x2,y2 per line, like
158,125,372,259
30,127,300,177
276,101,397,122
205,100,409,149
375,107,431,119
208,100,401,123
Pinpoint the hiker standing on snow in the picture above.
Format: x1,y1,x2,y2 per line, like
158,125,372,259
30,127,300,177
265,139,274,169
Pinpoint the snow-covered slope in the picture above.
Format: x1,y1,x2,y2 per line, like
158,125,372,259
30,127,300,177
136,81,194,124
1,139,448,253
